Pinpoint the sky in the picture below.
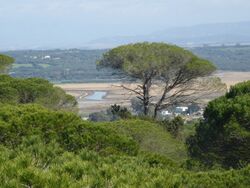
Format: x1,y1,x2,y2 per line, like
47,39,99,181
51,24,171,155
1,0,250,50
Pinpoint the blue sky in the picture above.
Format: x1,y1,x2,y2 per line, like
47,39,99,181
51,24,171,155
1,0,250,49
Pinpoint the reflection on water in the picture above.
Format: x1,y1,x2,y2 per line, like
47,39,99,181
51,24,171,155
85,91,107,101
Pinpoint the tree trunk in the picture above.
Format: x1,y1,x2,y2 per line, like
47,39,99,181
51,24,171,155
153,106,159,119
142,78,151,116
153,83,170,119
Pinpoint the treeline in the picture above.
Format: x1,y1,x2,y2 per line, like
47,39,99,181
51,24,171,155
3,45,250,83
4,49,122,83
192,45,250,71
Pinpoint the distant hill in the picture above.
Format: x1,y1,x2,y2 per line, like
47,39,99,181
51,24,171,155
3,45,250,83
87,21,250,49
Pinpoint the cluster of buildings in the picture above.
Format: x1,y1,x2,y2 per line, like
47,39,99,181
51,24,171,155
160,104,204,119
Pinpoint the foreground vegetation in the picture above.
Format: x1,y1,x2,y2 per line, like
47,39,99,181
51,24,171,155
0,104,249,187
187,81,250,169
0,143,249,187
0,52,249,187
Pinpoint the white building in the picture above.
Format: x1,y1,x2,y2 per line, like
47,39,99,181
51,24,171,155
176,106,188,112
43,55,51,59
161,110,172,116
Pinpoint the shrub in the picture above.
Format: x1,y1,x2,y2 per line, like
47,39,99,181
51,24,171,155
161,116,185,138
89,104,132,122
0,54,14,73
0,75,77,111
0,104,139,156
187,81,250,168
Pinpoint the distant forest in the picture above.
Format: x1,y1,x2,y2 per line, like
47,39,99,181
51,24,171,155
192,45,250,71
2,45,250,83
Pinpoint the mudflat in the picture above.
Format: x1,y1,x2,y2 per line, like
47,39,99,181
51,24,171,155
56,71,250,115
215,71,250,88
56,82,137,115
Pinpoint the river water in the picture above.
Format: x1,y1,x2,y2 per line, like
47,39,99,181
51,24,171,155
85,91,107,101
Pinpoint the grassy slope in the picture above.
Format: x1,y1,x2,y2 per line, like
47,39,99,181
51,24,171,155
99,119,187,162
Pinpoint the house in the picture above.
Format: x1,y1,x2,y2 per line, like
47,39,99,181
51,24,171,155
43,55,51,59
161,110,172,116
175,106,189,115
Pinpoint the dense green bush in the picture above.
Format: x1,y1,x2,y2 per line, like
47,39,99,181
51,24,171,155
161,116,185,138
0,54,14,73
0,142,249,188
187,81,250,168
0,104,138,156
89,104,132,122
226,80,250,98
110,104,132,119
0,75,77,111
